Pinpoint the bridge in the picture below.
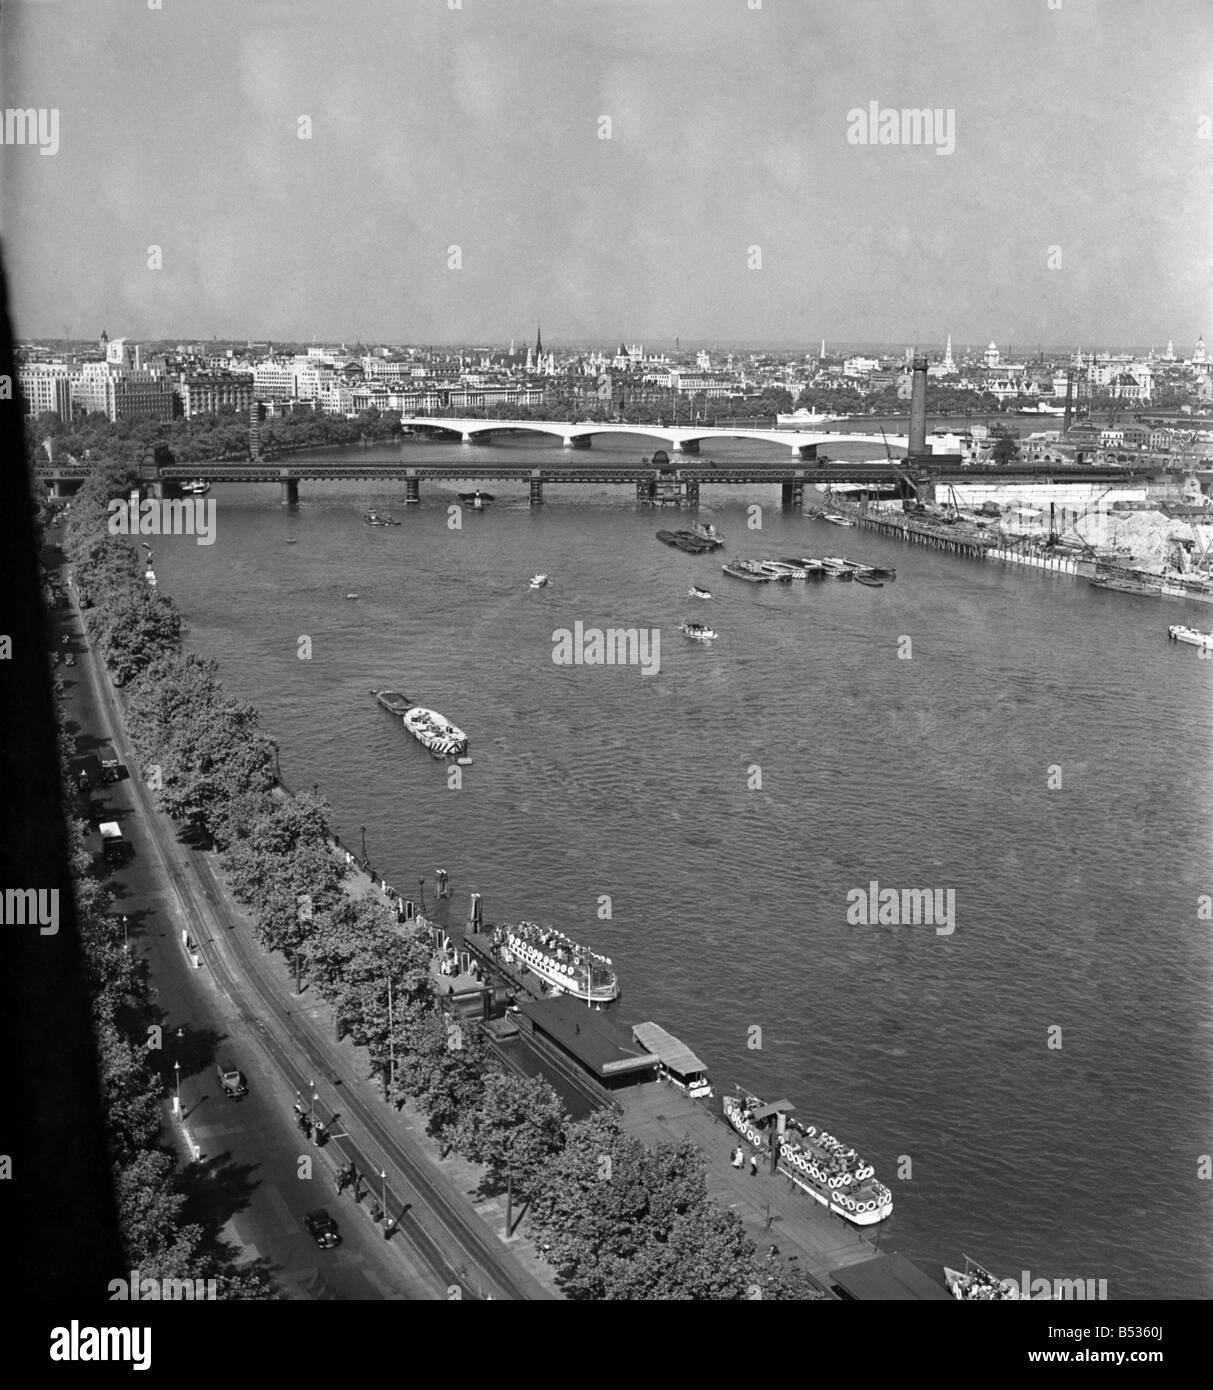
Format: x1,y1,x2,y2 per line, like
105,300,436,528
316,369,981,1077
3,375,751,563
35,454,1158,509
406,416,912,459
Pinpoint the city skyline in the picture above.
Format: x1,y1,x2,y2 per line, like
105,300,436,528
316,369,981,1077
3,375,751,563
2,0,1210,347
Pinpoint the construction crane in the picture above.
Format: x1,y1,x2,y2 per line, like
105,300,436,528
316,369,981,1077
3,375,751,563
880,424,924,512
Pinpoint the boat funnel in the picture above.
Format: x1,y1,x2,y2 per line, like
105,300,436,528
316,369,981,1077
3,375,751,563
467,892,483,933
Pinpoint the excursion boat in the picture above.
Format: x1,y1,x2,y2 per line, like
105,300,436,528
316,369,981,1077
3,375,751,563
180,479,210,496
678,621,717,641
688,585,713,600
724,1092,893,1226
401,706,468,758
943,1257,1022,1301
364,509,401,526
721,562,771,584
1169,623,1213,648
492,921,619,1004
689,521,725,546
529,573,550,589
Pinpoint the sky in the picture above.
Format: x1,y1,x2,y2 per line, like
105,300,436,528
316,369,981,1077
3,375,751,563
1,0,1210,350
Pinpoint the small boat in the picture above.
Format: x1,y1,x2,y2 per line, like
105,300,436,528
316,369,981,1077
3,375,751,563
678,621,717,641
688,585,713,600
853,573,884,588
656,531,681,547
721,562,770,583
1168,624,1213,648
857,565,896,581
285,538,297,544
364,510,401,526
689,521,725,546
821,512,856,527
371,689,413,718
944,1257,1022,1302
674,533,715,554
458,491,495,510
345,593,359,600
529,573,549,589
181,479,210,496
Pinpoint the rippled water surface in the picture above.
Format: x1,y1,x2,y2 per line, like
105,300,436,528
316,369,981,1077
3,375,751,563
152,437,1213,1298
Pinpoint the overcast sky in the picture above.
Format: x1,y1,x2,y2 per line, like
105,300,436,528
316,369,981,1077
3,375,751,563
2,0,1209,350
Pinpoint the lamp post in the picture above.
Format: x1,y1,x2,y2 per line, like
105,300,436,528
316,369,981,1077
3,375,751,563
121,914,128,951
172,1060,181,1117
380,1170,387,1230
360,825,368,866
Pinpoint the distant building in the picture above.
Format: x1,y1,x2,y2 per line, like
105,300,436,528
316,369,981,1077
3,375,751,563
177,372,255,419
17,363,72,419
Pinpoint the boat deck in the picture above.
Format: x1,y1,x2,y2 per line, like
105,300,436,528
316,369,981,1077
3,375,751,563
616,1084,883,1287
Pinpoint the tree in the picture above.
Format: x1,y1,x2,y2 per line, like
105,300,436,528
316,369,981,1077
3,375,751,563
448,1070,565,1203
991,428,1021,466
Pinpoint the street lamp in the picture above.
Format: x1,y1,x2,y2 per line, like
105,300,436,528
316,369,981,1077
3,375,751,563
360,825,368,866
121,915,128,951
172,1060,181,1116
380,1170,388,1234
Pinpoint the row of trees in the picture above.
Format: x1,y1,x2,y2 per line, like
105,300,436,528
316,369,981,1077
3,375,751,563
65,463,824,1298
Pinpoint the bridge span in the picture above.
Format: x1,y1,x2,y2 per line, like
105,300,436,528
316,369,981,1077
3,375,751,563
36,455,1158,508
406,416,911,458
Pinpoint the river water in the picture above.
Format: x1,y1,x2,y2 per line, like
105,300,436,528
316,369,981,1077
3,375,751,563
151,434,1212,1299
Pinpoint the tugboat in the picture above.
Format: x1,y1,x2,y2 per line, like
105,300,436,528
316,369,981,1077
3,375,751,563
363,509,401,526
492,921,619,1005
943,1257,1022,1301
723,1091,893,1226
688,585,713,600
689,520,725,547
678,621,717,641
529,573,549,589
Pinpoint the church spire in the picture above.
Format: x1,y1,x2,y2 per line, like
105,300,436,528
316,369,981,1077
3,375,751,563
535,321,543,359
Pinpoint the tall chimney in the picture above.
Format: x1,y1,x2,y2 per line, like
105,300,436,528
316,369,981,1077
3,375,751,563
909,355,928,456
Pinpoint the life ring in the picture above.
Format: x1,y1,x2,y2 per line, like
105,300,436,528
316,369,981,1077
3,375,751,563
779,1143,792,1159
805,1126,817,1138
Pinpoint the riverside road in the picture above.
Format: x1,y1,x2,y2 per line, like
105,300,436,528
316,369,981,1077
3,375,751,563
53,540,553,1301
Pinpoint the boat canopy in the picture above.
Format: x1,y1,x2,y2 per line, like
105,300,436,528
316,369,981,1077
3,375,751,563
631,1022,708,1079
751,1099,795,1122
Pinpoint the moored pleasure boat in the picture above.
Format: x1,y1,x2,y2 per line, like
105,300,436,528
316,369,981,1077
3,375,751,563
529,573,549,589
492,921,619,1004
944,1257,1022,1301
724,1092,893,1226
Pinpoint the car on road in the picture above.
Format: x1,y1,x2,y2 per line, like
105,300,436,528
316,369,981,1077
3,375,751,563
216,1062,248,1098
304,1209,341,1249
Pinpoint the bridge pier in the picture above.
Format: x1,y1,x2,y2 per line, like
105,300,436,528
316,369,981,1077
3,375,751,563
684,480,700,507
530,469,543,506
563,435,592,449
463,432,494,444
672,439,700,453
406,470,419,503
795,444,818,461
280,475,299,506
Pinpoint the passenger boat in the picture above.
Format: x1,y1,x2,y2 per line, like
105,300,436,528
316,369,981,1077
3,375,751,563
1168,623,1213,648
180,479,210,496
529,573,549,589
401,706,468,758
678,621,717,641
943,1257,1022,1301
492,921,619,1004
364,510,401,526
724,1092,893,1226
688,585,713,600
721,562,771,583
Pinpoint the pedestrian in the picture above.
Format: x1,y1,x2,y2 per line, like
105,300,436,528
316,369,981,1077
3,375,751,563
730,1145,744,1169
749,1153,759,1176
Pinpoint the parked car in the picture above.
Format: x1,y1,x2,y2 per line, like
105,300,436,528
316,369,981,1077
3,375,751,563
304,1209,341,1249
215,1062,248,1099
